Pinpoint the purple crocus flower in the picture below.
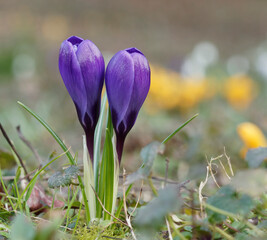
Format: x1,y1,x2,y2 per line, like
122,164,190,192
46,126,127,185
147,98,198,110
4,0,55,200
59,36,105,161
105,48,150,163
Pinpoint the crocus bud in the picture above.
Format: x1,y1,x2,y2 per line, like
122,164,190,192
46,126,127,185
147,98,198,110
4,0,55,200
105,48,150,163
59,36,105,161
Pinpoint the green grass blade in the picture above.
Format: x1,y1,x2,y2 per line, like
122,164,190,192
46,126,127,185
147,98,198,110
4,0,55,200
17,101,90,223
115,184,132,218
21,149,68,199
0,169,15,210
17,101,75,165
162,113,199,144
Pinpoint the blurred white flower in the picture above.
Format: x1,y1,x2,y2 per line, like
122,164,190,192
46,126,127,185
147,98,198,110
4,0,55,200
255,51,267,79
181,41,219,78
191,41,219,67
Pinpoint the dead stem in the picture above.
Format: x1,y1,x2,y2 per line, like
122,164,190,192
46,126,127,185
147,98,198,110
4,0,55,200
0,123,29,178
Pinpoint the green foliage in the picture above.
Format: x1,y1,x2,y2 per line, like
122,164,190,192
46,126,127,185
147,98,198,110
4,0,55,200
134,186,182,229
246,147,267,168
10,214,35,240
230,169,267,197
48,166,79,189
206,186,254,223
125,141,164,185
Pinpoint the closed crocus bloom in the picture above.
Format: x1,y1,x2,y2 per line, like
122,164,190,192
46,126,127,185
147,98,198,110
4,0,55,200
59,36,105,161
106,48,150,163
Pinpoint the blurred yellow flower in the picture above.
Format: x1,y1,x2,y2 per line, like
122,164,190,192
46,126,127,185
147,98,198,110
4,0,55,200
146,64,215,113
224,74,257,110
237,122,267,157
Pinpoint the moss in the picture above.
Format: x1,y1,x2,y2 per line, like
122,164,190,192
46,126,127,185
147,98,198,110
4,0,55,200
74,220,130,240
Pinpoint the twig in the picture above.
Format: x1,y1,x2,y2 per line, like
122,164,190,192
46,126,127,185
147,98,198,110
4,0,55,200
206,155,222,188
199,166,209,218
0,123,29,178
165,217,173,240
123,169,137,240
224,147,234,177
1,169,37,182
224,221,239,232
129,180,143,219
16,125,42,165
164,158,169,187
90,185,128,227
119,175,180,184
219,160,231,180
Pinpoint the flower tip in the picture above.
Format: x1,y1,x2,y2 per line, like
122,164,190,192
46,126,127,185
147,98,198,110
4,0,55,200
67,36,84,45
125,47,144,55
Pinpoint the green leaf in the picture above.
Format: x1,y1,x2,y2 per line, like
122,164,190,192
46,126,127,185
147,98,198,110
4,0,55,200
206,186,254,224
245,147,267,168
17,101,75,165
83,135,96,220
229,169,267,197
48,166,79,189
125,141,164,185
64,165,79,179
134,186,182,229
93,93,107,190
10,214,36,240
162,113,198,144
0,149,16,169
48,172,70,188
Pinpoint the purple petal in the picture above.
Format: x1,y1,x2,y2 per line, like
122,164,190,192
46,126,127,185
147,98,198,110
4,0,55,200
58,39,87,125
76,40,105,128
105,50,135,132
121,49,150,135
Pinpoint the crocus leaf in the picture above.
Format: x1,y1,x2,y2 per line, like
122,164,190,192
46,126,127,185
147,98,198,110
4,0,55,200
245,147,267,168
125,141,164,185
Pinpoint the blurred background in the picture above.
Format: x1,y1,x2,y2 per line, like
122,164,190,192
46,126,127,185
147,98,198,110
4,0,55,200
1,0,267,182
